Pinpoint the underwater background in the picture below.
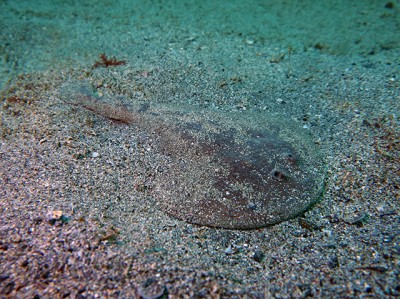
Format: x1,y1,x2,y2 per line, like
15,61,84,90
1,0,399,298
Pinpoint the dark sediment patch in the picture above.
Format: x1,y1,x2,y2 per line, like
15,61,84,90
60,80,325,229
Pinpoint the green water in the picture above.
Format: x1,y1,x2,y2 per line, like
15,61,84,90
1,0,399,88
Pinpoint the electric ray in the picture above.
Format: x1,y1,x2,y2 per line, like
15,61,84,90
61,81,325,229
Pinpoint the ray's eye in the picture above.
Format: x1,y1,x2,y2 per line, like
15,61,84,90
285,153,297,164
271,169,287,181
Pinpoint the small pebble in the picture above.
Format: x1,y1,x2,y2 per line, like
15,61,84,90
245,39,255,45
138,278,167,299
225,245,235,255
328,255,339,269
92,152,100,158
253,251,265,263
46,210,70,225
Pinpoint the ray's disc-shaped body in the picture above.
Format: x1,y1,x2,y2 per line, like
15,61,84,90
61,81,325,229
152,107,325,229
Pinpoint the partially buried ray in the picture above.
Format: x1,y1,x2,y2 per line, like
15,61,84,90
60,81,325,229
